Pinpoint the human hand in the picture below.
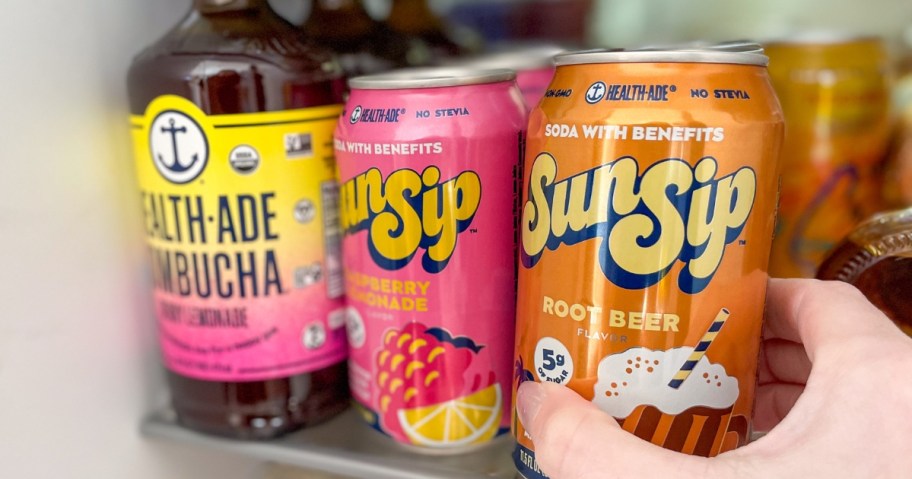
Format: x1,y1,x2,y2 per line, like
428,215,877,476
515,278,912,478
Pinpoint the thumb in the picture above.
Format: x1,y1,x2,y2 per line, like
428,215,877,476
516,381,714,479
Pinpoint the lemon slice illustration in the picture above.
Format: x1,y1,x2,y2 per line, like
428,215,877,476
397,384,502,447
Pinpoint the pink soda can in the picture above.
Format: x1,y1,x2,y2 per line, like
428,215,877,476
334,67,526,452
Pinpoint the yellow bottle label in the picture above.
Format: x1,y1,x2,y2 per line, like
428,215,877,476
131,95,347,381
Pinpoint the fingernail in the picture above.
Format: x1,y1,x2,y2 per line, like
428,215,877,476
517,381,544,428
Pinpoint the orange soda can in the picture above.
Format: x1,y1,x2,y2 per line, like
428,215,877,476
512,45,784,478
766,35,891,278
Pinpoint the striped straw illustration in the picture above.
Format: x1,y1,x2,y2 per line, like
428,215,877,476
668,308,730,389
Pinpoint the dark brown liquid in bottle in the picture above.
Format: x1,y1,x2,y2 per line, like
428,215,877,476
128,0,349,439
302,0,409,76
817,209,912,336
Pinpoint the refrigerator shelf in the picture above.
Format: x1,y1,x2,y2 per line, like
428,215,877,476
141,409,517,479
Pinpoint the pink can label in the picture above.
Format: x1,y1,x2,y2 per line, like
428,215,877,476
335,82,525,449
516,66,556,109
132,96,348,381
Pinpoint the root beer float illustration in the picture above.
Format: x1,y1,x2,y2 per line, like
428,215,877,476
593,310,749,456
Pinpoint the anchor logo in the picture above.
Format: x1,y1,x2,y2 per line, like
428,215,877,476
149,110,209,184
585,81,607,104
349,105,363,124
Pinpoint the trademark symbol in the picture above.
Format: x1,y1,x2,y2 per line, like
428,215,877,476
470,228,478,234
739,240,747,246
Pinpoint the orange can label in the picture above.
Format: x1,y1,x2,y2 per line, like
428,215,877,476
513,58,783,478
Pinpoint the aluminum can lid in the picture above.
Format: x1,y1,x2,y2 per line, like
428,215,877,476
555,42,768,67
349,67,517,90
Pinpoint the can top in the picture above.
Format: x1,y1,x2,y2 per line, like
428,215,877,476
348,67,517,90
631,40,764,54
556,42,769,67
445,44,565,71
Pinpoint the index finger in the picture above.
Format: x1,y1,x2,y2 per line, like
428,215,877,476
763,278,905,361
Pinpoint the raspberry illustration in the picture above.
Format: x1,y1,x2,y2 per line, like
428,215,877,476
375,322,500,447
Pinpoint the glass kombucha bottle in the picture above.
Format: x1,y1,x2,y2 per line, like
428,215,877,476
128,0,350,439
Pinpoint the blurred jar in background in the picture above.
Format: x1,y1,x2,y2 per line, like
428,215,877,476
883,108,912,207
817,208,912,336
302,0,410,76
766,35,892,278
882,25,912,207
384,0,481,65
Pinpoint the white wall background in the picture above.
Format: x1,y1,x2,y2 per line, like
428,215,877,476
0,1,908,479
0,1,262,478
